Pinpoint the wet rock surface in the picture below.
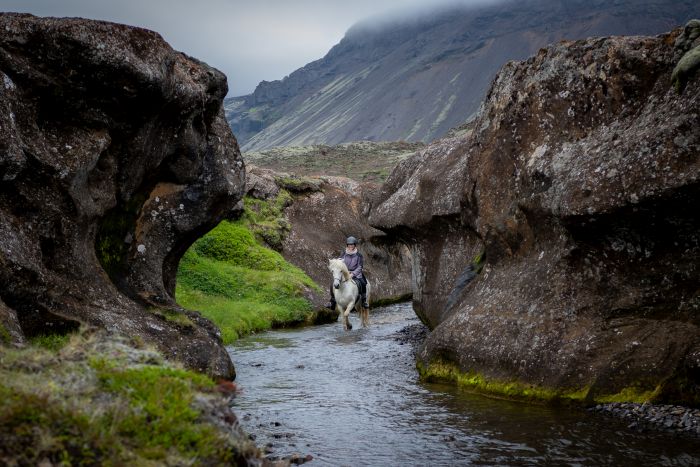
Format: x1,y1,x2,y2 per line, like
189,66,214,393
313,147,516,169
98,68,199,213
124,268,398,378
392,322,429,354
0,14,243,378
591,403,700,437
369,25,700,403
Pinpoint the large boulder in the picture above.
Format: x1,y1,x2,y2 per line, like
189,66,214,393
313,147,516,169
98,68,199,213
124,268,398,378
0,14,244,379
369,26,700,404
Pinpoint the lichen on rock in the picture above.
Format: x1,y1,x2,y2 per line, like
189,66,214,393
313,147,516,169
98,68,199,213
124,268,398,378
672,19,700,93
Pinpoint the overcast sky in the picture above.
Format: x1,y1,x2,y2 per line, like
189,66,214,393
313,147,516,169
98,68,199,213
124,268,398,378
1,0,499,96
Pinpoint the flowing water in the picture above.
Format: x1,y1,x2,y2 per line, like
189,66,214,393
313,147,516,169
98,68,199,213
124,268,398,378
228,303,700,466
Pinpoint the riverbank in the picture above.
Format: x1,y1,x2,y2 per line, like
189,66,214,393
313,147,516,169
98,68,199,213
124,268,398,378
0,330,260,465
392,320,700,441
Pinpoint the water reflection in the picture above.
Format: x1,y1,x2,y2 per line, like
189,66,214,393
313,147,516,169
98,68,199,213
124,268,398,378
229,303,700,466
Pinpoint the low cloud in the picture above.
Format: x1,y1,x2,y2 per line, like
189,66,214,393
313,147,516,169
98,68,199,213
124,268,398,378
2,0,504,95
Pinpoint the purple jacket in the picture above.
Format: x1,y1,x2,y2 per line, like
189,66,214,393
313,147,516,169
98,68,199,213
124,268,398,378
340,251,364,279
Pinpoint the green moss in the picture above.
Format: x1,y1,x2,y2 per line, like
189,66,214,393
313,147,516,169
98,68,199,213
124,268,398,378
241,191,294,250
595,385,661,404
418,359,590,405
95,193,147,279
0,323,11,344
176,209,322,343
175,188,325,342
29,333,72,351
0,333,259,465
472,249,486,274
0,384,114,463
176,246,319,344
418,359,677,406
147,307,195,329
273,175,322,193
672,45,700,93
91,359,224,460
192,221,291,271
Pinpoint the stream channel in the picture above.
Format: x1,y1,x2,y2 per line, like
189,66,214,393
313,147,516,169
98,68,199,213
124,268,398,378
228,303,700,466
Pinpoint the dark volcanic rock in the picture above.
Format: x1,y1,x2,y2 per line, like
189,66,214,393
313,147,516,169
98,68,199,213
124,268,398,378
245,167,412,309
369,26,700,403
0,14,244,378
281,176,413,307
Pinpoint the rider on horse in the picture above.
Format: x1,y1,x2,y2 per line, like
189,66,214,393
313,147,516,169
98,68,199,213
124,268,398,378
326,236,369,309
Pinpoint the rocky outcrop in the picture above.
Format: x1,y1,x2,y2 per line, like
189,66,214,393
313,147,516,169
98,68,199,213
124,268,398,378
672,19,700,92
245,167,412,308
369,26,700,404
229,0,700,150
0,14,244,378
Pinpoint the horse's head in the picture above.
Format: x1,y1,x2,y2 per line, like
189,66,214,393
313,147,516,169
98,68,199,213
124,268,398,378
328,259,348,289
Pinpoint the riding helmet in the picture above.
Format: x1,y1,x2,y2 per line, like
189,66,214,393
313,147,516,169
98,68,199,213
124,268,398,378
346,236,358,245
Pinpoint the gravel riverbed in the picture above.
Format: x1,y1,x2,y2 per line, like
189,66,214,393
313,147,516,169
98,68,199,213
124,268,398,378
591,402,700,438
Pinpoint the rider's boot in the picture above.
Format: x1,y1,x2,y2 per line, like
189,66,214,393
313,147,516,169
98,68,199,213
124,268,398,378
361,294,369,309
326,285,336,310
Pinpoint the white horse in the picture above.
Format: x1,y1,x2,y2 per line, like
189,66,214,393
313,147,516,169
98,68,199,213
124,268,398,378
328,258,370,331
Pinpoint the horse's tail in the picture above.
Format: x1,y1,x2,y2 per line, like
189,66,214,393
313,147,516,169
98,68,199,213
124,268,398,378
361,279,371,327
366,279,371,306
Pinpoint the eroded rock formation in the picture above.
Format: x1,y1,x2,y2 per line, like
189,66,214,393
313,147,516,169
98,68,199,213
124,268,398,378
0,14,244,378
369,26,700,404
245,166,412,308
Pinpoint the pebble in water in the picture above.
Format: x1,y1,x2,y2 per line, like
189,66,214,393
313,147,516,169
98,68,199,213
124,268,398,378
591,402,700,437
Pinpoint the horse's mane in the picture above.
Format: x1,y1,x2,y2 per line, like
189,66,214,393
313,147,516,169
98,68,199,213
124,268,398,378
329,258,351,280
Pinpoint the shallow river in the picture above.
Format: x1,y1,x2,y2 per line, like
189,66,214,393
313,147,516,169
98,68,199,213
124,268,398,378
228,303,700,466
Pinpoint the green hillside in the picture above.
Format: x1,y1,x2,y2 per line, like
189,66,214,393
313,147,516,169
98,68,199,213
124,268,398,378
176,190,322,343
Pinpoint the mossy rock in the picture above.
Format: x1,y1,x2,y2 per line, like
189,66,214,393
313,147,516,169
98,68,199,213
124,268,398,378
418,359,590,405
95,193,148,280
273,175,323,193
0,332,259,465
672,45,700,93
0,323,10,344
418,359,682,406
147,307,195,329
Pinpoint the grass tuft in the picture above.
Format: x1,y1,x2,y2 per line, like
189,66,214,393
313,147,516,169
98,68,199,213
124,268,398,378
0,323,11,344
29,333,72,351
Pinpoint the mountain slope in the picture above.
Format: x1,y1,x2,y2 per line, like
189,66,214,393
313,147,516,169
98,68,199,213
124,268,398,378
227,0,700,150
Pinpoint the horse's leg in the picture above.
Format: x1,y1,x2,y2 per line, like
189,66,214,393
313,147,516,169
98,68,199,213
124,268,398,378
355,301,366,328
343,301,353,331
